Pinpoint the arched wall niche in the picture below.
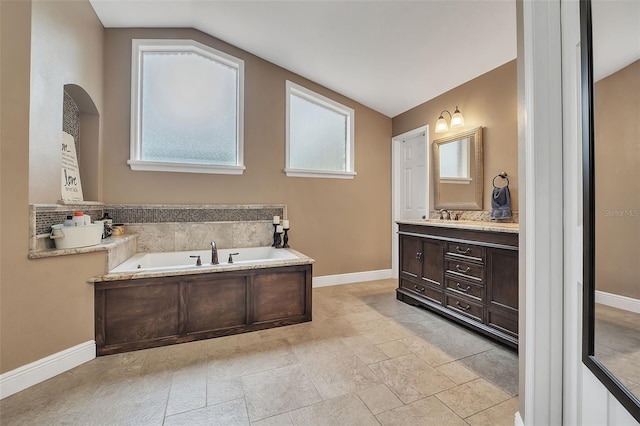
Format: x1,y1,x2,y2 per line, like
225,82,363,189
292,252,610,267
63,84,101,201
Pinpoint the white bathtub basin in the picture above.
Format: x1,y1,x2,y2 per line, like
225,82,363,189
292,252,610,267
110,246,299,273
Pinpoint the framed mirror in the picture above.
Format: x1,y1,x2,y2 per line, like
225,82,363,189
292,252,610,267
581,0,640,421
433,127,483,210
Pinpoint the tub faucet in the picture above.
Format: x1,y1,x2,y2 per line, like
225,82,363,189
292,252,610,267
211,241,219,265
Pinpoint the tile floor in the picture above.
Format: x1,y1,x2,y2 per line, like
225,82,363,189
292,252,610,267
594,303,640,399
0,279,519,425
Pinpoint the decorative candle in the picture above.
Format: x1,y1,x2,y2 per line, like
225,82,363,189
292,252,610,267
273,215,280,224
282,220,289,229
276,225,283,233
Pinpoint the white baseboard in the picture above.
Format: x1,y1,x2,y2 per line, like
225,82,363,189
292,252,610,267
0,340,95,400
514,411,524,426
313,269,393,288
595,290,640,314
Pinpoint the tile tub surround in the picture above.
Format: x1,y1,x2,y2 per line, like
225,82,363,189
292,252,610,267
30,204,286,253
0,279,519,425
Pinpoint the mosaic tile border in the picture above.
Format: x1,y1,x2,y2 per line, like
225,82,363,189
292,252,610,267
429,210,519,223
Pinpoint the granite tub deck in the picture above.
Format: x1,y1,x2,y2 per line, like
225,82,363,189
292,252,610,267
90,248,314,282
91,248,315,355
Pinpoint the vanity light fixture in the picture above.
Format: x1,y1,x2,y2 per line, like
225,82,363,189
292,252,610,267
435,106,465,133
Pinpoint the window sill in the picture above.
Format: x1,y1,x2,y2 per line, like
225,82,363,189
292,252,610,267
284,168,356,179
128,160,245,175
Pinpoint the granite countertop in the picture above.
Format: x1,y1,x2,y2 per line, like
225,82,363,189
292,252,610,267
89,248,315,283
397,219,519,233
28,234,138,259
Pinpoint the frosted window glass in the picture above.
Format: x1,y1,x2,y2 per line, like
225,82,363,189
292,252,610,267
140,51,238,165
440,137,470,178
289,94,347,171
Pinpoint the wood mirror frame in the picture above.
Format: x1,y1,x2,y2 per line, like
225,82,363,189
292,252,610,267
581,0,640,421
433,127,484,210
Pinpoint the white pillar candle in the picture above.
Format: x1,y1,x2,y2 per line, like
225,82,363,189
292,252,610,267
276,225,283,233
273,216,280,224
282,220,289,229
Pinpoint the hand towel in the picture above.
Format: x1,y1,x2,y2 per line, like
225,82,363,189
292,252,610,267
490,185,512,220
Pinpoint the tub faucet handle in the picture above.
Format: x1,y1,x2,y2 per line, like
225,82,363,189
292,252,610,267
228,252,239,264
189,255,202,266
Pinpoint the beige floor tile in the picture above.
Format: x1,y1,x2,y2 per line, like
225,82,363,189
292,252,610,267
164,398,249,426
436,361,479,385
369,354,456,403
208,377,245,406
242,364,322,421
356,384,404,415
465,396,519,426
435,378,511,418
289,393,379,426
251,412,294,425
376,396,467,426
376,340,412,358
0,279,520,426
341,335,390,364
166,363,208,416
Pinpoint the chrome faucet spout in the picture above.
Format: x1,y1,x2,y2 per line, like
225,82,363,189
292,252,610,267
211,241,219,265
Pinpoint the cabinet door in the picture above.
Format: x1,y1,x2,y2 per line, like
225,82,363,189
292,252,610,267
486,248,518,313
420,239,444,288
400,235,422,279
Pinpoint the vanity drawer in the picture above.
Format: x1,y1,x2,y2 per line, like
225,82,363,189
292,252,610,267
445,277,484,301
444,293,483,323
445,260,484,282
400,279,442,305
446,242,485,264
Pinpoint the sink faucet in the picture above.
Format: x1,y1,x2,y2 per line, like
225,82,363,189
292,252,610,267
211,241,219,265
438,209,451,220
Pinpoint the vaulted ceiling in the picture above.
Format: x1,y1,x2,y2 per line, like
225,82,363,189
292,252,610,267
90,0,518,117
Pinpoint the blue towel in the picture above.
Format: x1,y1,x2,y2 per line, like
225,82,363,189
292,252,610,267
490,186,512,220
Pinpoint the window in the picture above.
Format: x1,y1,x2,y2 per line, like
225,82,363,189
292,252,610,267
285,81,355,178
129,39,244,174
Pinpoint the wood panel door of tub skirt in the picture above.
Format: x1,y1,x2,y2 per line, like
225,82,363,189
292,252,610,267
94,264,312,355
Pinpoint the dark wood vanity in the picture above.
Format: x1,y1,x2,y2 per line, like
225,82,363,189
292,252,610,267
397,221,519,347
94,264,312,355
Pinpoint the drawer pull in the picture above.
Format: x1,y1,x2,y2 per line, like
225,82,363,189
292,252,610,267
456,283,471,292
414,285,425,293
455,246,471,255
455,264,471,274
416,252,422,261
456,301,471,311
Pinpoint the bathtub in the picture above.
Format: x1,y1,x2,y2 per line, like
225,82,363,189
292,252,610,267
110,246,301,274
94,246,314,355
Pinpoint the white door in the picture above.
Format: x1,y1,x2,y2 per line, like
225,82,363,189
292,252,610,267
391,126,428,276
400,132,427,220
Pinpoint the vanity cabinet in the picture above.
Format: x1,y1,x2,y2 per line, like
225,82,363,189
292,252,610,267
397,223,519,347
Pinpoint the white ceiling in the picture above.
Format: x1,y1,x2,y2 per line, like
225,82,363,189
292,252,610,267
90,0,517,117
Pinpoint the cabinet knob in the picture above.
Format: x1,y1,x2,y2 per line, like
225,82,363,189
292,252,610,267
414,285,425,293
455,246,471,255
456,282,471,292
455,264,471,274
455,301,471,311
416,252,422,261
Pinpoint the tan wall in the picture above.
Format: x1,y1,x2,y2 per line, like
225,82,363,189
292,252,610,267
102,28,392,277
0,0,107,374
594,60,640,299
392,60,519,212
28,0,104,203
